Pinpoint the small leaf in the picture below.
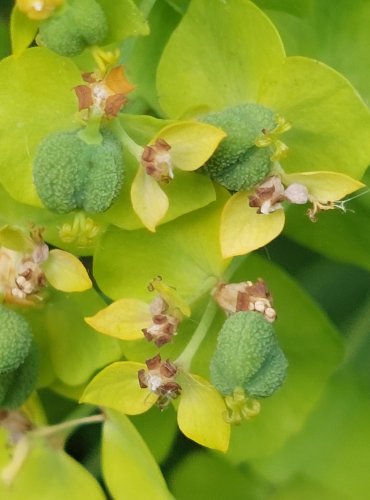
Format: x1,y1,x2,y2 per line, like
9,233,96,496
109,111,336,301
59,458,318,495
4,439,105,499
81,361,158,415
0,48,82,206
94,189,230,303
102,409,173,500
283,171,365,202
0,225,33,252
97,0,149,44
260,56,370,180
177,373,230,452
25,288,121,386
154,121,226,171
131,167,169,231
157,0,285,116
220,192,285,257
150,278,191,317
85,298,152,340
10,7,38,57
101,153,216,230
43,249,92,292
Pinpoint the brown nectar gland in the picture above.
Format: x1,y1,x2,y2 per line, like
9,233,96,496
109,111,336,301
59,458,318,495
138,354,181,410
141,139,173,182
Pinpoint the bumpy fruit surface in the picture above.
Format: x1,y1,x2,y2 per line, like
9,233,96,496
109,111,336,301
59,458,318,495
38,0,108,57
0,341,39,409
33,129,124,214
201,103,276,191
210,311,288,398
0,305,33,373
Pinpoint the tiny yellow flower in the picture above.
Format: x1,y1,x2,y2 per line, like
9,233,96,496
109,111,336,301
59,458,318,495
0,225,91,305
85,276,190,347
74,66,134,119
130,122,226,231
81,354,230,452
220,169,365,257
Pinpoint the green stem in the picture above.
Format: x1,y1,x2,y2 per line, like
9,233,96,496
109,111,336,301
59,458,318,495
31,413,105,440
111,120,143,160
222,254,248,281
175,256,249,371
175,298,218,372
77,115,103,145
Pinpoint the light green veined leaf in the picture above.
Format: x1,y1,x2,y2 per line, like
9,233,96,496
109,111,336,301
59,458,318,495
157,0,285,116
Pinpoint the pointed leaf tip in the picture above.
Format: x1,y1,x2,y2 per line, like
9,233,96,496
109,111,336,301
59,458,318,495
131,167,169,231
85,298,151,340
220,192,285,257
43,249,92,292
177,374,230,452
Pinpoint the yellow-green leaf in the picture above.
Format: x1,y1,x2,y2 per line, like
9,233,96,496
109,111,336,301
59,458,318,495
220,192,285,257
177,373,230,452
81,361,158,415
131,167,169,231
85,298,151,340
154,121,226,171
42,249,92,292
157,0,285,116
0,225,33,252
283,171,365,203
10,7,38,58
260,56,370,179
102,409,173,500
150,278,191,317
2,439,105,499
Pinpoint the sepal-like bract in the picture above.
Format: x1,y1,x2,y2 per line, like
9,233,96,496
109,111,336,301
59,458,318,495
210,311,287,398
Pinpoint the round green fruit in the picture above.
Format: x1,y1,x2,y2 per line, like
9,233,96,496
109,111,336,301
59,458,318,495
201,103,276,191
0,306,33,374
33,129,124,214
210,311,288,398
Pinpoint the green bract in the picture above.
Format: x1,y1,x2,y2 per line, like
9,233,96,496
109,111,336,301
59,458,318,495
0,305,33,373
38,0,108,57
0,340,39,410
210,311,288,398
201,103,275,191
33,129,124,214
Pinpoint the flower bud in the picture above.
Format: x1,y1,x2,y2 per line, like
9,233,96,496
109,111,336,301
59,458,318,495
38,0,108,57
210,311,287,398
200,104,276,191
0,306,33,373
33,129,124,214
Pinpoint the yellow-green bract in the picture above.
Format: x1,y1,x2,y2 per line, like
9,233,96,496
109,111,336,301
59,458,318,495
200,103,275,191
38,0,108,57
210,311,288,398
33,129,124,214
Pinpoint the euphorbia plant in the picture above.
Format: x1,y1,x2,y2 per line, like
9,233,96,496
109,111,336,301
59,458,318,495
0,0,369,498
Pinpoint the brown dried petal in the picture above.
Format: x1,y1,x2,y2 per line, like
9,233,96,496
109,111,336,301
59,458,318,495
145,353,162,371
74,85,94,111
160,359,178,378
104,94,128,118
138,369,148,388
